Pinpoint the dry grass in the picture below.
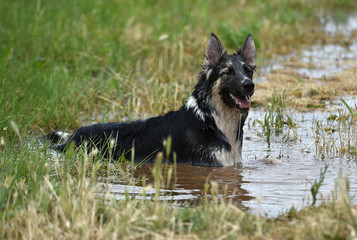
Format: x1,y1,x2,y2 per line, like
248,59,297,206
1,154,356,239
253,59,357,110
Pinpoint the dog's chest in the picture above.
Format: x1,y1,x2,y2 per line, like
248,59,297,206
212,110,243,166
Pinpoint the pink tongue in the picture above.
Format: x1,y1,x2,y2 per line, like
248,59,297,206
233,96,250,108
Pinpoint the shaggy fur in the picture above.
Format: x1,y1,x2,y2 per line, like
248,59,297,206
48,33,256,167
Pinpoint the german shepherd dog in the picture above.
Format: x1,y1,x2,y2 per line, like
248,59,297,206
48,33,256,167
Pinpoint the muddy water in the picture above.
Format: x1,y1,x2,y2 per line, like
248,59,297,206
101,100,357,217
99,164,251,205
100,14,357,217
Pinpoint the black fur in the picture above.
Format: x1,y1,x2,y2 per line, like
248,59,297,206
48,33,256,167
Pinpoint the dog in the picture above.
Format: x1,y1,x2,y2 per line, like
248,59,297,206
48,33,256,167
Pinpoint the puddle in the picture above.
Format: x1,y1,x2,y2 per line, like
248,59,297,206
98,98,356,217
97,180,201,201
256,12,357,82
97,164,252,209
40,95,357,217
295,42,357,78
322,13,357,36
256,41,357,81
242,106,357,216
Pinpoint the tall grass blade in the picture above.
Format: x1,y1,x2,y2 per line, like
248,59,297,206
341,99,355,117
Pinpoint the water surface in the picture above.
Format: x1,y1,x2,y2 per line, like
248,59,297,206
98,102,357,217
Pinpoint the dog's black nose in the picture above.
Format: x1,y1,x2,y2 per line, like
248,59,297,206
243,81,255,92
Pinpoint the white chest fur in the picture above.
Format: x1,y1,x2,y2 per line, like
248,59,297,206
212,110,243,166
211,79,245,166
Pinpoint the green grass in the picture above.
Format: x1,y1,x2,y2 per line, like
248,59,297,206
255,91,295,146
2,0,357,137
2,0,357,239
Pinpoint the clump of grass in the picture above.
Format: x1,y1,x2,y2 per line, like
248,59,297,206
255,91,295,145
314,99,357,158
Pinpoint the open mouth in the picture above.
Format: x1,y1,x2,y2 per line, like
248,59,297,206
229,93,251,110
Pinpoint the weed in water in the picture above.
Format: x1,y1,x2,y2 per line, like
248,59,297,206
310,164,328,206
314,99,357,158
256,91,295,145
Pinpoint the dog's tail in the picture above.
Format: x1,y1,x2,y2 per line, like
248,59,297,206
44,131,72,152
49,142,68,152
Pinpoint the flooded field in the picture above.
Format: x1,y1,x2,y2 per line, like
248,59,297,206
94,14,357,217
36,12,357,218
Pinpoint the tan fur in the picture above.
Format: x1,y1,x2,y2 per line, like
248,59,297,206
211,78,244,166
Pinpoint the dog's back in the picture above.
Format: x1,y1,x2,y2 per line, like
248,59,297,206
51,106,230,166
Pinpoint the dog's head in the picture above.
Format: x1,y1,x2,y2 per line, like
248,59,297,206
203,33,256,112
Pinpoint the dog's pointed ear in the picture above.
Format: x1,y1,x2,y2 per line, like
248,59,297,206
204,33,224,68
241,34,256,68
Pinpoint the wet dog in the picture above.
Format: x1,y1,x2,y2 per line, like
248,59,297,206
48,33,256,166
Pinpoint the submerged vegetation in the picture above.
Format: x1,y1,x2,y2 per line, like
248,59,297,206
1,0,357,239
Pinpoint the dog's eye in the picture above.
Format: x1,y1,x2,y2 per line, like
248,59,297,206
243,64,254,78
226,67,235,75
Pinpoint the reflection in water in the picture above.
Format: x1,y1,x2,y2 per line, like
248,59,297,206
137,163,253,205
100,163,254,209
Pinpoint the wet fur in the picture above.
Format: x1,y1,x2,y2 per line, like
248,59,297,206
48,33,256,167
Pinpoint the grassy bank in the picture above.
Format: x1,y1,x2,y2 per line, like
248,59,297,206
2,0,357,239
